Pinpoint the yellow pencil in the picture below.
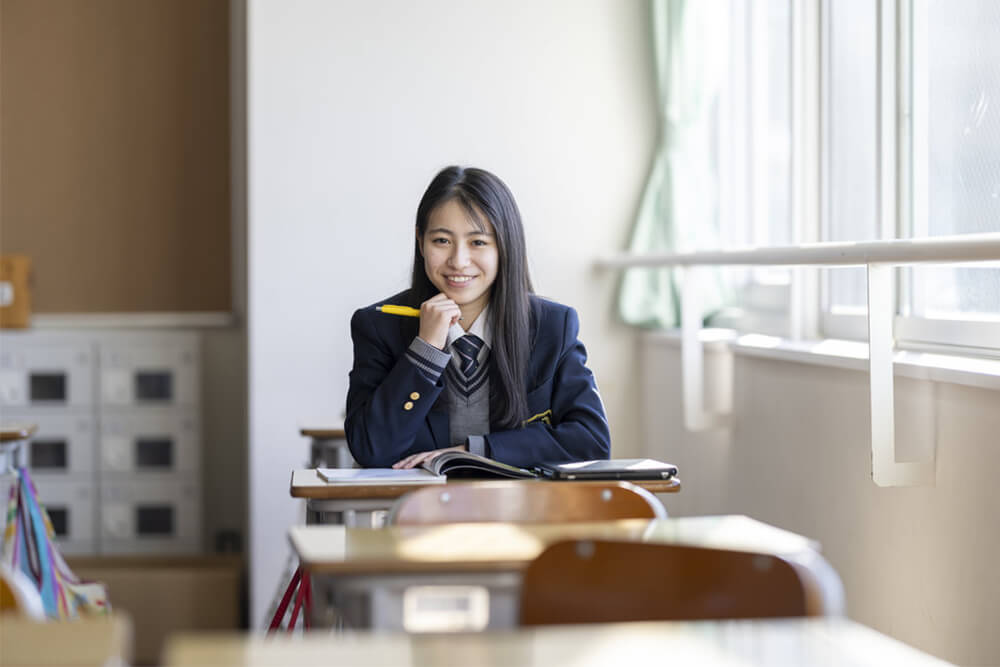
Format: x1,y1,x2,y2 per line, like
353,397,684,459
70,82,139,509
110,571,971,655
376,304,421,317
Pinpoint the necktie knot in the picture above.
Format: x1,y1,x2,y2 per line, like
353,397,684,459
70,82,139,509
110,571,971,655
452,334,484,376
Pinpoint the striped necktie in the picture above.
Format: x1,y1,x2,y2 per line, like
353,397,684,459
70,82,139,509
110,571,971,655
448,334,487,398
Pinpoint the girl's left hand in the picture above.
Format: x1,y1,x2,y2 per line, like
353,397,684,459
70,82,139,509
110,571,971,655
392,445,467,469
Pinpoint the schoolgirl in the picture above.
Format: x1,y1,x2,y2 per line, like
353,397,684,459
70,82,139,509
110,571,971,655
345,166,610,469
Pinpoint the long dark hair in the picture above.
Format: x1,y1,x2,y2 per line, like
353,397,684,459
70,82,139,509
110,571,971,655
411,166,534,429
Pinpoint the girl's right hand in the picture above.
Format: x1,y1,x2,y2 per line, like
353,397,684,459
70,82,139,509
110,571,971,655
418,294,461,350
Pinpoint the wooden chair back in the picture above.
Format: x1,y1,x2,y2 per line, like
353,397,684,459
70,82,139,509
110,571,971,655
388,480,667,525
520,539,827,625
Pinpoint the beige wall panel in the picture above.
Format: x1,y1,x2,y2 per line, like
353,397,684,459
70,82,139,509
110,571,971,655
640,337,1000,666
1,0,230,313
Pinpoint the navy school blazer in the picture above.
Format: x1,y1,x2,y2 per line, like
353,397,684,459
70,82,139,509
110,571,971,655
345,290,611,469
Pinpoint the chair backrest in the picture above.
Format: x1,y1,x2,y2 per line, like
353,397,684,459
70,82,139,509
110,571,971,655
387,480,667,526
520,539,828,626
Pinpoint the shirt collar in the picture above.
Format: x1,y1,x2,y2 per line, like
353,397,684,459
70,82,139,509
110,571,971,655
446,302,492,350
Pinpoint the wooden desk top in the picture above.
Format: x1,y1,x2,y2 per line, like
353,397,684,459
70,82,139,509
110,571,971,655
290,469,680,500
300,426,346,439
1,613,132,666
163,617,953,666
289,515,818,575
0,424,37,443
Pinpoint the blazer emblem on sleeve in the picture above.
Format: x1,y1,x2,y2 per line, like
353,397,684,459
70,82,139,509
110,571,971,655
522,409,552,427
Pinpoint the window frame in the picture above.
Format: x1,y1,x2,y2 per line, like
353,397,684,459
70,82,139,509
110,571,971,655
892,0,1000,350
818,0,882,343
707,0,795,339
817,0,1000,350
703,0,1000,353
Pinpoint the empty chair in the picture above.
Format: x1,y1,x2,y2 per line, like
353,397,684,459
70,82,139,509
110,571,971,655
520,539,835,625
387,480,667,525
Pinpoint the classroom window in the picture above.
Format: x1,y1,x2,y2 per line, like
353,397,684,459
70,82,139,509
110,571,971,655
710,0,794,335
819,0,879,341
643,0,999,353
895,0,1000,350
819,0,1000,348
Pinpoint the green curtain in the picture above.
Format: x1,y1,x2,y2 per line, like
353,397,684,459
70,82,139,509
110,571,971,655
619,0,731,328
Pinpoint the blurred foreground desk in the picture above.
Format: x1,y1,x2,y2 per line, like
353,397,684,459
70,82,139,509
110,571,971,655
164,617,953,667
0,613,132,667
289,515,840,631
290,469,681,527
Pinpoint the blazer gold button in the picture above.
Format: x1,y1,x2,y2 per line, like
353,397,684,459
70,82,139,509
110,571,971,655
403,401,414,410
410,392,420,400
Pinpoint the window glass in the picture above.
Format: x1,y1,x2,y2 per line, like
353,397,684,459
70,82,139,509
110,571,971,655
825,0,878,314
906,0,1000,321
714,0,792,306
764,0,792,249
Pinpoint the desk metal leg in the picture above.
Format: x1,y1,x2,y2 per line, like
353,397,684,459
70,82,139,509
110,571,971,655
310,437,356,469
309,574,342,631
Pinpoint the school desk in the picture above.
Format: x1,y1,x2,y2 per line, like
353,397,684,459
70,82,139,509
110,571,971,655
163,617,952,667
0,613,132,667
0,423,36,474
287,514,840,632
290,468,682,527
300,425,353,469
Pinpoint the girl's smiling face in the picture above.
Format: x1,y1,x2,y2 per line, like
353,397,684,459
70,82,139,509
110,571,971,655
419,198,499,324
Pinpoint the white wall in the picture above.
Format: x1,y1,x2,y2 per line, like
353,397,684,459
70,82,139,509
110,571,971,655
247,0,656,626
642,335,1000,666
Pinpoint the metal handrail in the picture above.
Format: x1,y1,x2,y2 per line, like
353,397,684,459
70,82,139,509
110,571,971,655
599,233,1000,268
599,232,1000,487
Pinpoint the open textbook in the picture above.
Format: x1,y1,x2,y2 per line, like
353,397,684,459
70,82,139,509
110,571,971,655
420,450,538,479
317,467,446,484
423,451,679,481
319,452,678,482
317,453,535,482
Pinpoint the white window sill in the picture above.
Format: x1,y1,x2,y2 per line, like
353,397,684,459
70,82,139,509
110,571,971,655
641,328,1000,392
